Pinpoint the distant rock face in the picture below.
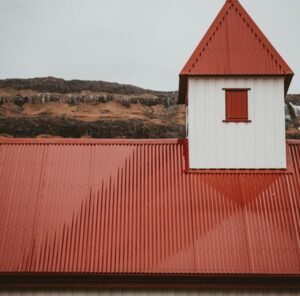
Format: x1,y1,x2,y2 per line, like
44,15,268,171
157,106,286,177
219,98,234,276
0,77,184,139
0,77,299,139
0,77,176,96
0,93,176,107
285,94,300,139
0,117,185,139
289,102,300,118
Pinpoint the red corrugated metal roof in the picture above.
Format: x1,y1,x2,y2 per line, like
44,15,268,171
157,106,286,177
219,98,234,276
178,0,294,103
0,138,299,275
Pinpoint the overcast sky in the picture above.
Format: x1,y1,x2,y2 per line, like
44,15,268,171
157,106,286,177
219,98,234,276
0,0,299,93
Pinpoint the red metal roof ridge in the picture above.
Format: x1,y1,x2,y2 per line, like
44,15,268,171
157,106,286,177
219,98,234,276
180,0,293,76
0,137,184,145
287,139,300,144
0,138,300,147
1,138,299,146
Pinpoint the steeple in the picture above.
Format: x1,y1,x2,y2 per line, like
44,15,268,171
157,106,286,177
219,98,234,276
178,0,294,169
178,0,293,104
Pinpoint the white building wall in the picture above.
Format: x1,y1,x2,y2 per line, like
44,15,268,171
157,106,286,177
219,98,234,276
0,289,299,296
188,77,286,169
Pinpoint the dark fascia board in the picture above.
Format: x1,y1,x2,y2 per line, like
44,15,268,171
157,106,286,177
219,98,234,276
0,274,300,290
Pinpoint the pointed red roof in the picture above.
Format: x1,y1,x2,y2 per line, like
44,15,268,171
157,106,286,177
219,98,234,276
178,0,294,103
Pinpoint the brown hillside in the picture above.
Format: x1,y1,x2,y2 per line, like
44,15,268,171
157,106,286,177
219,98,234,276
0,77,299,139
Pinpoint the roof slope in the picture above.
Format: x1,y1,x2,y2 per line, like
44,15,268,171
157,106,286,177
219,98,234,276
0,138,299,275
179,0,294,103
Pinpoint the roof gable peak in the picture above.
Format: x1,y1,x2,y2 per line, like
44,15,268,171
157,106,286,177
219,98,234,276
181,0,292,76
178,0,293,103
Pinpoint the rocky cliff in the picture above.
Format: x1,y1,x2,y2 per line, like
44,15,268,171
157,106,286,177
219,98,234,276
0,77,299,139
0,77,184,138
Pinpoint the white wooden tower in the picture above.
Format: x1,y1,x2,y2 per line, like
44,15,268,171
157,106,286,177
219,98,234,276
179,0,294,169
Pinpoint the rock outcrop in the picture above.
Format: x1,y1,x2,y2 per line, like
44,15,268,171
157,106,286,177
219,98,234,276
285,94,300,139
0,77,299,139
0,77,183,139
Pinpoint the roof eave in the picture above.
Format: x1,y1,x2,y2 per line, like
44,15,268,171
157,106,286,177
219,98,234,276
1,273,300,289
284,73,294,95
178,75,188,104
178,73,294,105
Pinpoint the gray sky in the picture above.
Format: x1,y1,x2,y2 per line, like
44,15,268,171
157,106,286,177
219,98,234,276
0,0,299,93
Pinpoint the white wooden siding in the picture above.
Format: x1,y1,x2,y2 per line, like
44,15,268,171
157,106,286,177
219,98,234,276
188,77,286,169
1,289,299,296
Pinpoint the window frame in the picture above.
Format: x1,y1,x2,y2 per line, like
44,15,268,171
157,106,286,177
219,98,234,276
222,88,252,123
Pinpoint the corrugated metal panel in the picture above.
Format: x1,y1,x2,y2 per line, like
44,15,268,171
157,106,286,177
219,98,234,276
0,138,299,274
178,0,293,103
188,77,286,169
0,289,300,296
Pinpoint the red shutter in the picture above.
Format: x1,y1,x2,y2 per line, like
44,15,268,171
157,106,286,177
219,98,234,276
225,90,250,122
